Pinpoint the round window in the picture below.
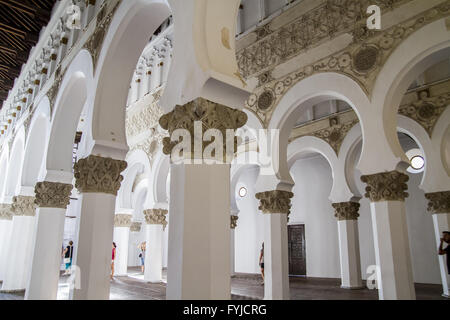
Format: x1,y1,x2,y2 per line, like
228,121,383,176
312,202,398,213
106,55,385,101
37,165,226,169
239,187,247,198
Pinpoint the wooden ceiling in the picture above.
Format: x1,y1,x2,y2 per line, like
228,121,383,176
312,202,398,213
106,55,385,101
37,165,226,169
0,0,57,108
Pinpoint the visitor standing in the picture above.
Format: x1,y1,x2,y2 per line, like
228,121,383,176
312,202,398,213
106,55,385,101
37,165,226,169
111,242,117,279
62,241,74,275
259,242,265,285
138,242,146,273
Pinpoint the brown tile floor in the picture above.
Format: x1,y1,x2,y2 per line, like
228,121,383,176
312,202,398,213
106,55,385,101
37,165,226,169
0,269,447,300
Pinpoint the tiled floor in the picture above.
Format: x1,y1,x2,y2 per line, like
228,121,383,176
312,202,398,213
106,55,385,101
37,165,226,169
1,269,447,300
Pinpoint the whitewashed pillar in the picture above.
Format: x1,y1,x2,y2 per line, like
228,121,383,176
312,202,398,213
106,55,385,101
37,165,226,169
70,155,127,300
361,171,415,300
425,191,450,298
332,202,363,289
25,182,73,300
1,196,37,293
143,209,167,282
256,190,292,300
113,214,133,276
0,204,13,283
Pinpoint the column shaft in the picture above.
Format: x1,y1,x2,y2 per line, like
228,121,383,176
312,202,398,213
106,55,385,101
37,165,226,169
144,224,163,282
337,220,363,288
114,227,130,276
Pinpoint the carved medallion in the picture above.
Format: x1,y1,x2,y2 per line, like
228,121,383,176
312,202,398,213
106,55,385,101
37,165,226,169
257,90,274,111
332,202,360,221
255,190,294,214
353,46,379,73
34,181,73,209
74,155,127,195
425,191,450,214
360,171,409,202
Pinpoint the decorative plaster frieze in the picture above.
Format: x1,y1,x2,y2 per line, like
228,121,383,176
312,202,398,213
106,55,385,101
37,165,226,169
361,171,409,202
244,1,450,127
231,215,239,229
126,103,163,138
114,214,133,227
398,91,450,137
332,202,360,221
255,190,294,215
0,204,13,221
11,196,37,217
74,155,127,195
425,191,450,214
34,181,73,209
130,221,142,232
143,209,168,230
159,97,248,158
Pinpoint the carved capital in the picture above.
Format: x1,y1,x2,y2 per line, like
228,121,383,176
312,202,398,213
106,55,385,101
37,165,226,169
114,214,132,227
34,181,73,209
159,97,248,159
130,222,142,232
255,190,294,215
143,209,168,230
0,204,13,221
425,191,450,214
74,155,127,195
231,215,239,229
12,196,36,216
361,171,409,202
332,202,360,221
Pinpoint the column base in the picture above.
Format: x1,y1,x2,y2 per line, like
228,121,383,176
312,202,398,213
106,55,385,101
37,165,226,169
340,285,365,290
442,293,450,299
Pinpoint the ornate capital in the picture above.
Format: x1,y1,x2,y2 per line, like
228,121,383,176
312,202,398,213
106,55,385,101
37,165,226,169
158,97,248,158
12,196,36,216
361,171,409,202
231,215,239,229
143,209,168,230
332,202,360,221
114,214,132,227
34,181,73,209
74,155,127,195
130,222,142,232
0,204,13,221
255,190,294,215
425,191,450,214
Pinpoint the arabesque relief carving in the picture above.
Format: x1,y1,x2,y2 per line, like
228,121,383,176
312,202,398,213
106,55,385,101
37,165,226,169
332,202,360,221
425,191,450,214
74,155,127,196
114,214,133,227
11,196,36,216
34,181,73,209
361,171,409,202
143,209,168,230
231,215,239,229
0,204,13,220
255,190,294,215
244,1,450,127
130,221,142,232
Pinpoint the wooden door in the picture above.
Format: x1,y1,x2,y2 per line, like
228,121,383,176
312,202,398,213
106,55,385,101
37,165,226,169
288,224,306,276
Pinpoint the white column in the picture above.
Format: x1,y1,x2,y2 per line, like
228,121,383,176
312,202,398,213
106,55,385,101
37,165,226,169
25,182,73,300
167,163,231,299
333,202,363,289
1,196,36,293
0,204,13,282
425,191,450,298
362,171,415,300
70,155,127,300
113,214,132,276
144,222,164,282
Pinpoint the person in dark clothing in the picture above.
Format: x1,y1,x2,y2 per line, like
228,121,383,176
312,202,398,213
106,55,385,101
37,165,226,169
438,231,450,275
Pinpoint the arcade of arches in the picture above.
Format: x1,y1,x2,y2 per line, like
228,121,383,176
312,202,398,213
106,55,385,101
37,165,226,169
0,0,449,300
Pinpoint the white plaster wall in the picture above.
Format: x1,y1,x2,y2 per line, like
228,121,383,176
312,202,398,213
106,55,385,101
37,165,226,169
289,155,341,279
235,167,264,274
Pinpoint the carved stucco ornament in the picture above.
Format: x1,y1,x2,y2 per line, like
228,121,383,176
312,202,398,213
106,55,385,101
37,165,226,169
255,190,294,215
11,196,37,217
130,222,142,232
332,202,360,221
159,97,248,158
114,214,133,227
398,92,450,137
312,119,359,155
361,171,409,202
425,191,450,214
74,155,127,195
244,1,450,127
0,204,13,220
34,181,73,209
143,209,168,230
231,215,239,229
